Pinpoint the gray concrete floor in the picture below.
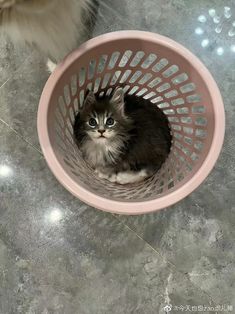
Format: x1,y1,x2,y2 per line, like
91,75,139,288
0,1,235,313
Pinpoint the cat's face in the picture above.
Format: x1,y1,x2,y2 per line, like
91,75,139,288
79,88,130,143
85,110,117,141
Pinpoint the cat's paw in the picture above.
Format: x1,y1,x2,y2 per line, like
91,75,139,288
115,170,148,185
96,171,118,183
115,172,133,185
95,168,118,182
96,170,110,181
0,0,15,9
108,174,118,183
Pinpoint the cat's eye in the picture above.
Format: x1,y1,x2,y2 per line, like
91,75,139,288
106,117,115,126
88,118,97,127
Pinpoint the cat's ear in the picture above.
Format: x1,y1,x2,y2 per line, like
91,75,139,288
110,87,125,115
83,90,96,109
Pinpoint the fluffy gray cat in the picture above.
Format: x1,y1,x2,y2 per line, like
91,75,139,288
0,0,96,70
74,88,172,185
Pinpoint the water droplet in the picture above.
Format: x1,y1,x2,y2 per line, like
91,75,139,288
228,28,235,37
224,6,231,18
213,16,220,24
201,39,209,48
195,27,204,35
215,24,222,33
216,47,224,56
198,15,207,23
230,45,235,52
209,8,216,17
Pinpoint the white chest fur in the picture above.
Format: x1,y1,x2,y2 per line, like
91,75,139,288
82,140,111,168
81,138,123,168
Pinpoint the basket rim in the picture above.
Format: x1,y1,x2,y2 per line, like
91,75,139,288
37,30,225,215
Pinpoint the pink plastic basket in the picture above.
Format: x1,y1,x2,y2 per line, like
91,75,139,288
37,31,225,215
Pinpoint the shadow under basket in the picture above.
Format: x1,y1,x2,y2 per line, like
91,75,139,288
37,31,225,215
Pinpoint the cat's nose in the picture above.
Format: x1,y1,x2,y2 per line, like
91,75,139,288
98,129,105,135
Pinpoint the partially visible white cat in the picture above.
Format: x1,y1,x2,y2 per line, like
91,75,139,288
0,0,94,70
